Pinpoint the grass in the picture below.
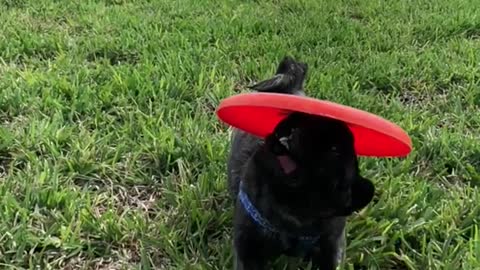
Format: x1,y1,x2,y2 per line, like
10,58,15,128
0,0,480,269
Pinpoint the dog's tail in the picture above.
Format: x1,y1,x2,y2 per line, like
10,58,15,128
247,56,308,95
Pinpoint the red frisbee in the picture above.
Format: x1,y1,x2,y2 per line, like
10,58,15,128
216,93,412,157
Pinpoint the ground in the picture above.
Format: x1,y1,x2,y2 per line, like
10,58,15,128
0,0,479,269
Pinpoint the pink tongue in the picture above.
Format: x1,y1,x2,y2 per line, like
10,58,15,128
277,155,297,174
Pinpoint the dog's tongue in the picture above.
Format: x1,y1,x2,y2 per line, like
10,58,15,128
277,155,297,174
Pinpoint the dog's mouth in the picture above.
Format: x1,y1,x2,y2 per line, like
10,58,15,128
276,155,297,174
275,135,299,175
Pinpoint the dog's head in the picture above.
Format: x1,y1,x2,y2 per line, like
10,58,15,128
254,112,374,221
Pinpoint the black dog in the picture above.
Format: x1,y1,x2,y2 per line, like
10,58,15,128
227,56,375,270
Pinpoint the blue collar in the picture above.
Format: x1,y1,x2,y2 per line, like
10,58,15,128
238,181,321,255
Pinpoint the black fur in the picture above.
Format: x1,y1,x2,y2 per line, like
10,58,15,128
227,56,375,269
247,56,308,95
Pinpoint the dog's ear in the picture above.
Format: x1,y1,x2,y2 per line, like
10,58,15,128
349,176,375,212
338,176,374,216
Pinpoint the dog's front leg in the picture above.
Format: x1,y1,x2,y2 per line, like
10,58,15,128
310,250,338,270
233,235,269,270
310,234,345,270
234,249,267,270
233,225,273,270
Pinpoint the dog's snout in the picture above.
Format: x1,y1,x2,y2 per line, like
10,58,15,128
279,137,289,150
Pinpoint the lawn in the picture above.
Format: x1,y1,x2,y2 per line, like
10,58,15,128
1,0,480,269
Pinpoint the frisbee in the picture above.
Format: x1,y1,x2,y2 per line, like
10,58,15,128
216,93,412,157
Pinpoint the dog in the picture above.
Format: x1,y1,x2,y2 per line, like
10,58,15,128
226,56,375,270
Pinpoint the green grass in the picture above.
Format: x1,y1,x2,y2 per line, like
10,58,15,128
0,0,480,269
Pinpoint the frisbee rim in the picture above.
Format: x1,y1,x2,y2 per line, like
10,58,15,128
216,93,412,157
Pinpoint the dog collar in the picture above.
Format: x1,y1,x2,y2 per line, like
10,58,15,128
238,181,278,233
238,180,321,255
